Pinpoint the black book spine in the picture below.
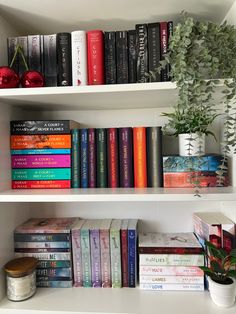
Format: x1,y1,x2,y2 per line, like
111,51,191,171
146,127,163,187
167,21,173,81
128,30,137,83
18,36,28,76
116,31,128,84
104,32,116,84
7,37,19,74
57,33,72,86
136,24,148,83
148,23,161,82
27,35,42,72
43,34,57,87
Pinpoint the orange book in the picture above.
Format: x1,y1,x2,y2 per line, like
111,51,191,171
133,127,147,187
11,135,71,149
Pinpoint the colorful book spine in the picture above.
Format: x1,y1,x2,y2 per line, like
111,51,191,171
7,37,18,73
121,219,128,287
139,275,204,285
139,265,204,276
119,127,133,187
15,248,70,253
11,149,71,155
136,24,148,83
104,31,116,84
36,268,72,277
107,128,119,188
110,219,122,288
10,134,71,149
128,30,137,83
81,222,92,287
140,283,204,291
160,22,168,81
14,233,70,242
128,219,138,287
12,168,71,181
14,252,71,260
80,128,88,188
43,34,57,87
100,219,112,288
147,23,161,82
71,220,85,287
36,276,72,281
88,128,96,188
87,30,104,85
133,127,147,187
27,35,42,72
36,281,72,288
96,128,107,187
139,254,205,266
90,221,102,287
146,127,163,187
15,241,70,248
57,32,72,86
71,129,80,188
12,180,71,189
116,31,128,84
139,247,203,255
18,36,28,76
11,155,71,168
37,260,71,268
71,30,87,86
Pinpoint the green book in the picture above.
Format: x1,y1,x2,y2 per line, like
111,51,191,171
80,220,92,287
96,128,107,187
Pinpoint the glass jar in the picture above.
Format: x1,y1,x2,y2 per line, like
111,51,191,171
4,257,38,301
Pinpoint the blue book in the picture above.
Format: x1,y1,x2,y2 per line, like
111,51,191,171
36,268,72,277
128,219,138,288
12,168,71,180
71,129,80,188
11,148,71,155
80,128,88,188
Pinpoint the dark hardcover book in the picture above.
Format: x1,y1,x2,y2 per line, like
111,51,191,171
10,120,80,135
37,260,71,268
104,32,116,84
71,129,80,188
43,34,57,87
96,128,107,188
118,127,133,187
116,31,128,84
128,219,138,288
7,37,18,73
14,233,70,242
88,128,96,188
121,219,128,287
160,22,168,81
146,127,163,187
15,248,70,253
127,30,137,83
36,276,72,282
80,128,88,188
18,36,28,76
107,128,119,187
27,35,42,72
57,33,72,86
167,21,173,81
147,23,161,82
136,24,148,83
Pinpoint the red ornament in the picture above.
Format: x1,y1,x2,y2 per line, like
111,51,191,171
21,71,45,88
0,66,20,88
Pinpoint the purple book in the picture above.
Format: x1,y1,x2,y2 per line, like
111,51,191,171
88,128,96,188
11,155,71,168
119,128,134,187
90,220,102,287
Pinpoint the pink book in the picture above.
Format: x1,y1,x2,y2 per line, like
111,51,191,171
11,155,71,168
72,220,85,287
100,219,112,287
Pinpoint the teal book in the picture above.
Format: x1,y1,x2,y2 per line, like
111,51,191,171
71,129,80,188
110,219,122,288
96,128,107,187
12,168,71,180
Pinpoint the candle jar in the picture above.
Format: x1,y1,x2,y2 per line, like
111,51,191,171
4,257,38,301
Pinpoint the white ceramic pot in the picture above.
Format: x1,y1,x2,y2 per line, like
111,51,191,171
208,276,236,308
178,133,205,156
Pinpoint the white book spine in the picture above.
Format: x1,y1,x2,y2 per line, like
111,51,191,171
139,265,204,276
71,31,87,86
139,254,204,266
140,283,204,291
139,275,204,285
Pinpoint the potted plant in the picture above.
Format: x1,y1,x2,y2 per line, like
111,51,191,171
199,240,236,308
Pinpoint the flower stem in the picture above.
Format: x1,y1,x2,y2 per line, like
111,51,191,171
9,44,20,68
18,47,29,71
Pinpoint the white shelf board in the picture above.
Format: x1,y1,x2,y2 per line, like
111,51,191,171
0,187,236,202
0,287,235,314
0,83,177,111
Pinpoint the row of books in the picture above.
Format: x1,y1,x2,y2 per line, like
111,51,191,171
14,217,138,288
7,21,172,87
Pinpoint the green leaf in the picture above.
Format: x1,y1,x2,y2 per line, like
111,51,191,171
227,270,236,278
230,249,236,257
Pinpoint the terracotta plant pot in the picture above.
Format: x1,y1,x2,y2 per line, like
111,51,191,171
208,276,236,308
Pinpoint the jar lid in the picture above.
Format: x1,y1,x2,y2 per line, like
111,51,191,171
4,257,38,277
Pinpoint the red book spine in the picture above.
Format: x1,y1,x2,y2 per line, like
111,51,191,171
121,228,128,287
133,127,147,187
107,128,119,187
12,180,71,189
139,247,203,255
87,30,104,85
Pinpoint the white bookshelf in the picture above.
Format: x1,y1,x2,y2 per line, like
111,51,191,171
0,0,236,313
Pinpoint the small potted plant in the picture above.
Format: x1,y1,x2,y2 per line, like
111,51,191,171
199,240,236,308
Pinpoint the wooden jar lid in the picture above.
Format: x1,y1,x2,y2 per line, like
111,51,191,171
4,257,38,278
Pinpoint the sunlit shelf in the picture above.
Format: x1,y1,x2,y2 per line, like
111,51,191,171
0,187,236,202
0,287,235,314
